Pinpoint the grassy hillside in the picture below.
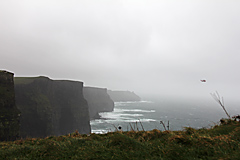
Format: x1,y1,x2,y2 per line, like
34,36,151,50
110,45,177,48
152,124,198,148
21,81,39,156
1,119,240,160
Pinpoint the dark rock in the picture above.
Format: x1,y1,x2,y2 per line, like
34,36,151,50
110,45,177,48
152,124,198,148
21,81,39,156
14,76,91,138
83,87,114,120
107,90,141,102
0,70,20,141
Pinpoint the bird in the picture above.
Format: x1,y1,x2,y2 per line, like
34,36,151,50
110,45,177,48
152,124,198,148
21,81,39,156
200,79,206,82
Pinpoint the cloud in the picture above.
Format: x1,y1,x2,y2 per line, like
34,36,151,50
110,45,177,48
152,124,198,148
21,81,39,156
0,0,240,100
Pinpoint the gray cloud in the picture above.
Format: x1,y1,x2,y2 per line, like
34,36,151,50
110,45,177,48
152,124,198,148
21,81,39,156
1,0,240,101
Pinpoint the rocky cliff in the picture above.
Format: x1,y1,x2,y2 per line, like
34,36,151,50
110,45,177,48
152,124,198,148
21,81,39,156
83,87,114,119
107,90,141,102
0,70,20,141
14,76,91,138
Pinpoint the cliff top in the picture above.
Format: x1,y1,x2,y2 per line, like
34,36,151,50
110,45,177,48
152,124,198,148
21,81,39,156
107,90,141,102
14,76,50,85
14,76,83,85
84,86,107,90
0,70,14,75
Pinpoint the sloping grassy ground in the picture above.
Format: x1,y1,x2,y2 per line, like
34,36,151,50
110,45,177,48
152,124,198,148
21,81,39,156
1,120,240,160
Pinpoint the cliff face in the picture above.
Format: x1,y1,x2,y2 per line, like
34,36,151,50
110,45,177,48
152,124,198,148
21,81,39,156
83,87,114,119
107,90,141,102
0,70,20,141
14,76,91,138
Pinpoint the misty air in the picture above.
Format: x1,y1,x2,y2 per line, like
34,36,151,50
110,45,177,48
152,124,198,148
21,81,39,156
1,1,240,159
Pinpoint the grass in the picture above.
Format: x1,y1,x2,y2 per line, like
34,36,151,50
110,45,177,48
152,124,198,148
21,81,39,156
1,120,240,160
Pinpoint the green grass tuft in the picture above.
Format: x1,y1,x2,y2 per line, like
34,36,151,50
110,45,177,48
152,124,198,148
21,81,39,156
0,120,240,159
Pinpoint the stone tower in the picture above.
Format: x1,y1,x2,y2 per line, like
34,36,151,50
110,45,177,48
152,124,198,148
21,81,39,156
0,70,20,141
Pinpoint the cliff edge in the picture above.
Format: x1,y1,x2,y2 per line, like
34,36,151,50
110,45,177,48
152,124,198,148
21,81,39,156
14,76,91,138
83,87,114,119
107,90,141,102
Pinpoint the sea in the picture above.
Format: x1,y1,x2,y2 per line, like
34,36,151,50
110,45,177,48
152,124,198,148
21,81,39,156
90,98,240,134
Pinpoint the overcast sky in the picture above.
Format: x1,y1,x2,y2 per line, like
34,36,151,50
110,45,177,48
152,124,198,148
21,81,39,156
1,0,240,100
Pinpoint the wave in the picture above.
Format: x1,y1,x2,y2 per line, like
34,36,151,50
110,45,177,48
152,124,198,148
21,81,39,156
118,109,156,113
90,101,158,133
91,129,108,134
95,111,157,123
90,119,105,125
95,108,156,123
118,113,144,117
114,100,154,104
103,118,157,123
100,108,155,114
99,112,122,119
127,118,157,122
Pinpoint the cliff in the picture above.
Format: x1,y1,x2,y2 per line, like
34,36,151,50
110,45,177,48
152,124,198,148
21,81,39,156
14,76,91,138
83,87,114,119
0,70,20,141
107,90,141,102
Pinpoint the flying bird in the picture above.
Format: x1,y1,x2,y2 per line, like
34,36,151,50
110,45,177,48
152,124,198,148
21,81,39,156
200,79,206,82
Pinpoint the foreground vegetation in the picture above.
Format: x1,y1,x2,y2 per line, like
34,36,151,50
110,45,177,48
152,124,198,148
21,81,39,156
1,119,240,160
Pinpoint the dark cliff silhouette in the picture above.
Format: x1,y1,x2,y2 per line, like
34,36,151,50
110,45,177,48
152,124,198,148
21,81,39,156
0,70,20,141
107,90,141,102
83,87,114,119
14,76,91,138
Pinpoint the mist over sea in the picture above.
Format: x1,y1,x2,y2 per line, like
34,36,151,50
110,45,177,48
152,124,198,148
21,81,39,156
91,97,240,134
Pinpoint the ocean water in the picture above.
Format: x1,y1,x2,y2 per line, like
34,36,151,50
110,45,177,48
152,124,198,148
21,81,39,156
90,98,240,134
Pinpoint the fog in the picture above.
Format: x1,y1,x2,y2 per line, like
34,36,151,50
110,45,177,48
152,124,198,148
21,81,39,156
1,0,240,101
